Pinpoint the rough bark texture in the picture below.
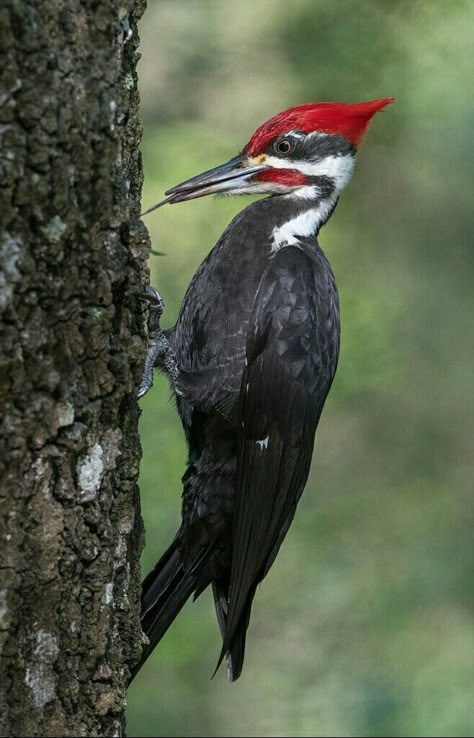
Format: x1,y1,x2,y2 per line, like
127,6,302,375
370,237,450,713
0,1,149,735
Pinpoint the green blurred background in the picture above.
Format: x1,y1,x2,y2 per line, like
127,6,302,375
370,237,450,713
128,1,474,735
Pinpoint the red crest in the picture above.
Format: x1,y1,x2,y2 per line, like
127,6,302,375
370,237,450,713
245,98,395,155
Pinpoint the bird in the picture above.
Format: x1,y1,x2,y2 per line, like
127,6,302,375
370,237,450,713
132,97,394,684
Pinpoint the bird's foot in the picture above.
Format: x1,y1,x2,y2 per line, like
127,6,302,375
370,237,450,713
139,286,164,332
138,287,179,399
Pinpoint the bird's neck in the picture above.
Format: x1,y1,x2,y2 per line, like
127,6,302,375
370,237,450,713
271,187,339,251
249,182,340,252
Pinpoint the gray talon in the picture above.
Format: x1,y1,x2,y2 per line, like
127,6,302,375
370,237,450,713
138,286,179,398
139,286,164,309
139,287,164,334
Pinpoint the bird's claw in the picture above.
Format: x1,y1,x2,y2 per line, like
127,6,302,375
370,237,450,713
137,340,157,399
139,286,164,334
137,378,152,399
138,285,179,398
138,285,164,311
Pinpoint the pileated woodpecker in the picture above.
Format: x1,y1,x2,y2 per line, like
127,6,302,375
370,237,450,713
133,98,394,683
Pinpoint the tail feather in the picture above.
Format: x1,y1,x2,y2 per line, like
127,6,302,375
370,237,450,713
129,535,210,685
212,579,255,682
129,536,256,684
141,535,182,621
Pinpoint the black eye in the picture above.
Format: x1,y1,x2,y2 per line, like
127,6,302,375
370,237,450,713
274,138,292,155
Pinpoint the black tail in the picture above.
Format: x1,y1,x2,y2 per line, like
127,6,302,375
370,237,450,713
212,578,255,681
128,535,210,685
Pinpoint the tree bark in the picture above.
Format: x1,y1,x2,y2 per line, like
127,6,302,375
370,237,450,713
0,1,148,735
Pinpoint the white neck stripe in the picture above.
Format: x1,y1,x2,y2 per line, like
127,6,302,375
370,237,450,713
271,193,337,252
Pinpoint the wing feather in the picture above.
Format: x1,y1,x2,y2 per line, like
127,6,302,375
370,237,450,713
220,245,340,657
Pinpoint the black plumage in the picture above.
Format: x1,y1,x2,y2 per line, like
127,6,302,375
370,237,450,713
132,195,340,682
132,97,392,682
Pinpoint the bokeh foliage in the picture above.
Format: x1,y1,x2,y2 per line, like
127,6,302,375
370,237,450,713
128,1,474,735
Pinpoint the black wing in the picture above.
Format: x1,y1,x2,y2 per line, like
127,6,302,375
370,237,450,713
220,244,340,660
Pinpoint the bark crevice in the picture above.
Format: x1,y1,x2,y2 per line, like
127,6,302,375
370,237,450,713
0,1,148,735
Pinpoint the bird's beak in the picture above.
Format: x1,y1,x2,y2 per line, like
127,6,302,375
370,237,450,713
141,155,268,216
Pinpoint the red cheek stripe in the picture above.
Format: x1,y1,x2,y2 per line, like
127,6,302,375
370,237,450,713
256,169,308,186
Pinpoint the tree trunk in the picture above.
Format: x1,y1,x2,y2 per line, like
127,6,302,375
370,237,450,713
0,1,148,735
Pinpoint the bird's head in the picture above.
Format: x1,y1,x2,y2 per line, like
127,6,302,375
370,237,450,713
143,98,394,214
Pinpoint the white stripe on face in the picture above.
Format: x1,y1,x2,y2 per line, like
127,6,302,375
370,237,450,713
262,152,355,191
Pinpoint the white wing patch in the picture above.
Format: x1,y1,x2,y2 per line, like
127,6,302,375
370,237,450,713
256,436,270,451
